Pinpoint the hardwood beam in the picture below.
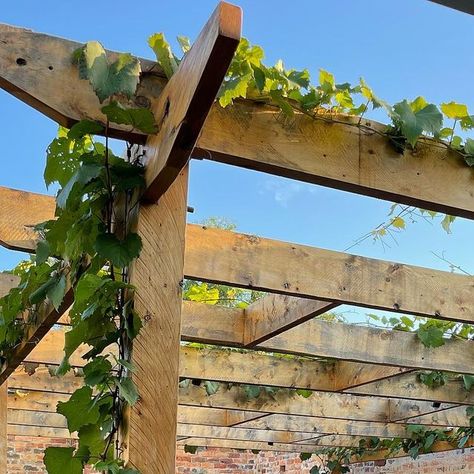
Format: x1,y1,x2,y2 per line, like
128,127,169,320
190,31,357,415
350,436,474,464
178,383,390,422
8,282,474,382
141,2,241,201
124,167,189,473
0,281,74,385
7,388,263,428
8,364,83,394
19,330,404,395
8,424,74,439
0,273,20,297
184,224,474,324
348,372,474,405
2,22,474,218
261,318,474,376
196,102,474,220
183,434,373,449
11,366,453,426
181,300,245,346
405,406,470,427
0,23,166,143
176,423,313,444
0,186,55,252
177,437,319,453
235,413,423,439
429,0,474,14
389,398,456,422
22,332,474,406
4,188,474,327
243,294,338,346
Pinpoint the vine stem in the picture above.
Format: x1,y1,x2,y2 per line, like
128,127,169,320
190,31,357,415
450,118,458,145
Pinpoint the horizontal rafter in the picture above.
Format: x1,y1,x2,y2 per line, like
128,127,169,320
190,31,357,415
27,332,474,406
2,25,474,218
243,294,339,347
4,188,474,325
184,224,474,324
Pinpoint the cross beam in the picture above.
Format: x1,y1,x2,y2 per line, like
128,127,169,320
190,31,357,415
429,0,474,14
1,26,474,218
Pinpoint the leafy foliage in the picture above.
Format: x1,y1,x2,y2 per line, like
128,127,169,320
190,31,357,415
73,41,141,103
0,38,154,474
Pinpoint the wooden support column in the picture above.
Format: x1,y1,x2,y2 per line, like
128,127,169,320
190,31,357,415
122,4,241,472
0,382,6,474
124,167,188,473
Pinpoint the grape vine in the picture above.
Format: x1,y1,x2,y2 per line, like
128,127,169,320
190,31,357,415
0,28,473,474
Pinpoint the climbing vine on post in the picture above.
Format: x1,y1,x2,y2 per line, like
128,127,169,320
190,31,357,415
0,40,158,473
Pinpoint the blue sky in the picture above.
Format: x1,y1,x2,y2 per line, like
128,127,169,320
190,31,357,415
1,1,473,319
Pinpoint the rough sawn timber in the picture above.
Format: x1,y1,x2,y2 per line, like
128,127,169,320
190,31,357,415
1,27,474,216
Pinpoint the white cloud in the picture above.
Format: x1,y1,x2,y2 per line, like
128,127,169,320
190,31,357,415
260,178,317,207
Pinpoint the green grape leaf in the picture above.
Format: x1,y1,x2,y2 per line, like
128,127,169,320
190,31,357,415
48,274,67,311
83,357,112,386
117,377,139,405
441,214,456,233
35,240,50,265
464,138,474,166
252,65,266,91
56,163,102,209
243,384,261,399
219,74,251,107
412,104,443,135
393,101,443,147
115,357,136,372
101,101,157,134
450,137,463,152
94,460,127,473
68,120,104,139
270,90,294,116
464,138,474,155
203,380,220,396
184,445,198,454
319,69,335,93
57,386,101,432
410,96,428,113
287,69,310,89
44,447,83,474
29,274,66,310
124,309,142,340
418,371,447,389
416,325,445,348
460,115,474,130
441,101,468,119
78,423,106,458
309,467,321,474
148,33,178,79
94,232,142,268
74,41,141,103
299,452,312,461
463,375,474,391
296,389,313,398
177,35,191,54
44,134,92,187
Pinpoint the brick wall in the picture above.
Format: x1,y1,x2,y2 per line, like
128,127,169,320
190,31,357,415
6,435,474,473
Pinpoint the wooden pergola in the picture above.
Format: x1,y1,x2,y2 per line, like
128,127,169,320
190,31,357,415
0,1,473,472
